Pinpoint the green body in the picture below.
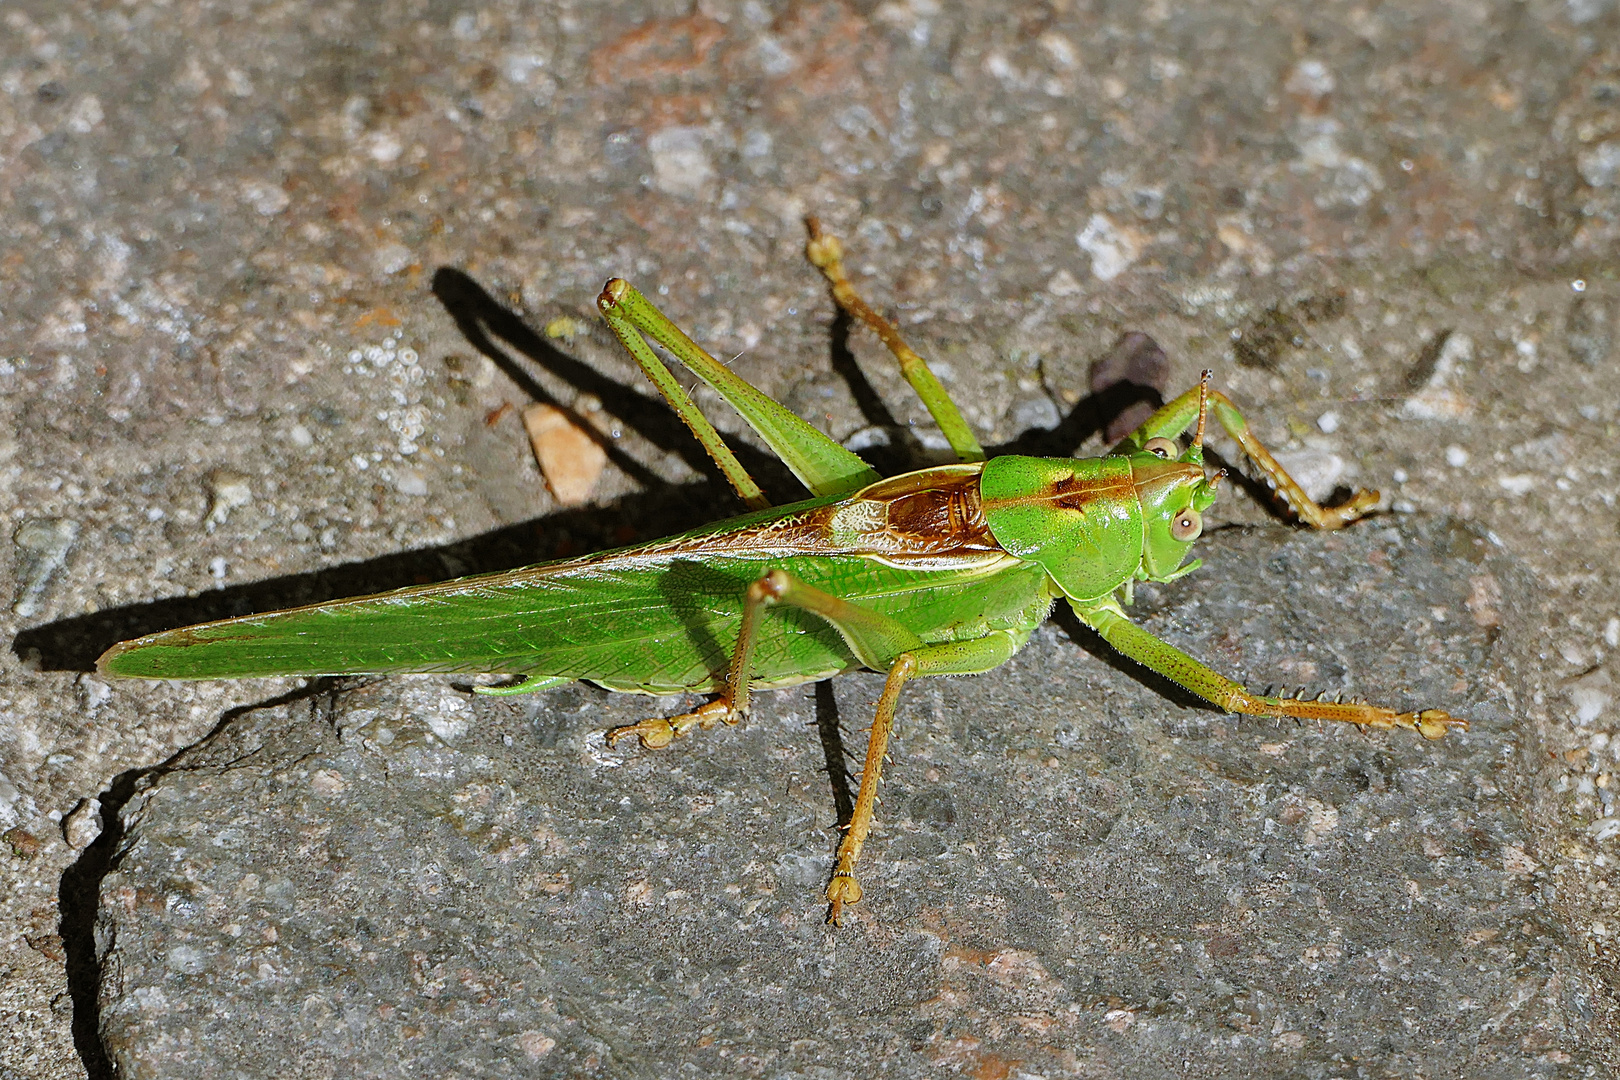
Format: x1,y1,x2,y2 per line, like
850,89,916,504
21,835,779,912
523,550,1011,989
95,275,1414,736
97,485,1058,691
98,455,1174,693
101,267,1220,694
97,245,1460,924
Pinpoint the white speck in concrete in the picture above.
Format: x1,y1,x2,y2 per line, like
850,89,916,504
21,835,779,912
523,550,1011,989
80,676,111,712
1077,214,1140,282
1436,332,1474,373
395,467,429,497
425,691,470,742
648,126,714,199
1013,396,1062,431
1045,268,1082,297
365,131,404,164
1038,31,1078,69
741,129,773,160
1497,473,1537,496
166,945,207,975
1571,673,1610,726
1402,387,1472,420
66,94,103,133
1577,141,1620,188
501,50,547,85
374,243,413,275
1285,59,1334,99
242,180,289,216
1274,450,1346,502
0,772,20,827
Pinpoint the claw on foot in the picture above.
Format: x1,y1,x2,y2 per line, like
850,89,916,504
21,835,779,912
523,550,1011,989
804,216,842,270
1403,708,1467,740
605,716,676,749
1319,487,1380,529
605,699,737,749
825,873,862,926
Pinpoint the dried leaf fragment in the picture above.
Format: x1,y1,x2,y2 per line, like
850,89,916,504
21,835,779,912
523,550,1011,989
523,402,607,506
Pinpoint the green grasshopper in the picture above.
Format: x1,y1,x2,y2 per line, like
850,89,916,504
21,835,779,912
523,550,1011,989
99,220,1463,924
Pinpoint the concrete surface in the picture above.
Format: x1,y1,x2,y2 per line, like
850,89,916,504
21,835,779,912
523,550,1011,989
1,0,1617,1076
91,518,1594,1077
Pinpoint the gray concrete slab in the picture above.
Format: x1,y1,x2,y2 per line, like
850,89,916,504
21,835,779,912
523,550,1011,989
2,0,1617,1076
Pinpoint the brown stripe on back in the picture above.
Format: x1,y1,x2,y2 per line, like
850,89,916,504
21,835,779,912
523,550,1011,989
598,464,1002,564
1051,469,1134,510
981,467,1134,513
607,504,843,560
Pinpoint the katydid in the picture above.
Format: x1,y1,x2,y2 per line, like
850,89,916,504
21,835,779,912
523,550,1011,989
98,220,1464,925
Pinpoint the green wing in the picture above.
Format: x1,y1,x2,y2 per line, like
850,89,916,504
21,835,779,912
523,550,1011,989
98,549,1052,693
97,557,794,690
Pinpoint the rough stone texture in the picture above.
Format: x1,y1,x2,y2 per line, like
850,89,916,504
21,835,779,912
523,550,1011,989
93,518,1592,1078
2,0,1618,1077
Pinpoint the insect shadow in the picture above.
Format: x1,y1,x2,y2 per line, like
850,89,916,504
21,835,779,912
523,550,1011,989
813,680,856,830
827,311,1170,476
11,272,771,674
12,273,1227,743
14,272,1166,677
430,267,805,499
1048,602,1212,713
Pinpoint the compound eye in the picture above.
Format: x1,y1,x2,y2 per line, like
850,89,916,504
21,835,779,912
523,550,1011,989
1143,437,1179,459
1170,507,1202,542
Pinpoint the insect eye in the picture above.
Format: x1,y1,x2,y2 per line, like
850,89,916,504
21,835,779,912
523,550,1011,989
1170,508,1202,542
1143,437,1179,459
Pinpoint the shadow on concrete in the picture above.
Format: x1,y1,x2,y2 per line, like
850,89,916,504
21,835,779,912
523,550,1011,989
57,680,346,1080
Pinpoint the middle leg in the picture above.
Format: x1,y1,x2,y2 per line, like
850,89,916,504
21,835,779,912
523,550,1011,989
744,572,1028,921
824,633,1021,925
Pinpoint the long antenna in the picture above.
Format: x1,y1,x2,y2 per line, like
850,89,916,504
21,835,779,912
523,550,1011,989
1193,369,1212,449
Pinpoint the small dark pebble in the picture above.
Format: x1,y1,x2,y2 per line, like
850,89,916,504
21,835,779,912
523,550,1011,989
1090,331,1169,443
